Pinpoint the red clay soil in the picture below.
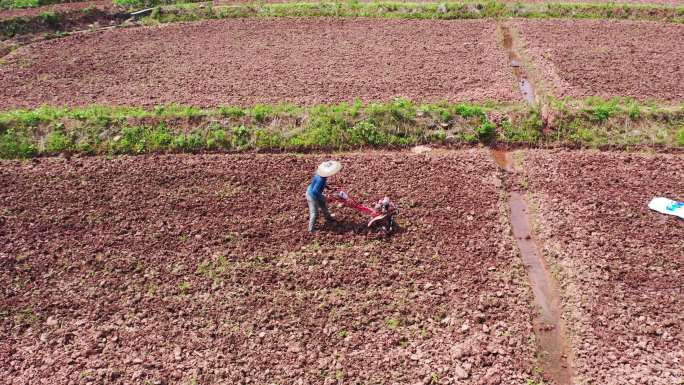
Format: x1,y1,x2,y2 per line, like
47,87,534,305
0,150,537,384
515,20,684,102
0,18,519,109
0,1,116,21
522,150,683,384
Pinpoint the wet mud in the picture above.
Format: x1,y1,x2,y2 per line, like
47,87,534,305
501,25,536,105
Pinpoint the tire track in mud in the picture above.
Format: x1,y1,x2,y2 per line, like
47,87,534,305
491,149,573,385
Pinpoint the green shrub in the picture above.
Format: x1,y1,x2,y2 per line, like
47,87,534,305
0,0,39,10
585,97,619,123
172,132,203,152
627,100,641,120
250,104,273,123
677,127,684,147
207,128,229,149
145,126,173,150
45,128,72,153
475,119,496,143
219,106,245,119
38,11,59,27
0,129,36,159
231,125,250,148
254,129,282,148
367,98,416,126
113,126,146,154
454,103,485,119
349,121,385,146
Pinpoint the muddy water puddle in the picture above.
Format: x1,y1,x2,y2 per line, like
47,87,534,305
501,25,536,105
491,149,573,385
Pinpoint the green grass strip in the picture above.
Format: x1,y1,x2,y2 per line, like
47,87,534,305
143,1,684,24
1,98,683,159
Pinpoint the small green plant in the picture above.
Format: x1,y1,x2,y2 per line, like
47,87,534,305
250,104,273,123
38,11,59,27
14,308,38,327
219,105,245,119
386,318,400,330
172,132,203,152
45,128,72,153
475,119,496,143
349,120,385,146
0,129,37,159
627,100,641,120
207,128,229,149
338,330,349,338
677,126,684,147
585,97,619,123
231,125,250,148
179,281,191,294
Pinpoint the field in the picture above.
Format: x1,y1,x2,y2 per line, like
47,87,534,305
522,150,683,384
516,20,684,102
1,0,684,384
0,0,113,21
0,18,519,109
1,151,539,384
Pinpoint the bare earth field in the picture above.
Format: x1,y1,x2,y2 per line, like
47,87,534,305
515,20,684,102
522,150,683,384
0,18,519,109
0,150,537,385
0,1,115,21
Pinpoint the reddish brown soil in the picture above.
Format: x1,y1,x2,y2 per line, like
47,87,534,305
0,1,115,21
0,150,537,384
522,150,683,384
515,20,684,102
0,18,519,109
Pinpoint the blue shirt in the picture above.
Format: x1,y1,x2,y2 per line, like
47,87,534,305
306,174,327,199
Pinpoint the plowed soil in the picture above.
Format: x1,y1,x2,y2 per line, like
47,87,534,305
1,150,537,384
0,1,115,21
516,20,684,101
0,18,519,109
522,150,683,384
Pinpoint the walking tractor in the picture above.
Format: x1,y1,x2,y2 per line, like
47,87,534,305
328,189,398,234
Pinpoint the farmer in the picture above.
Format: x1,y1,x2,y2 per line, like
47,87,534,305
306,160,342,232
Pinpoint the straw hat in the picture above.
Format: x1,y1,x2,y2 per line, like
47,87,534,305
317,160,342,177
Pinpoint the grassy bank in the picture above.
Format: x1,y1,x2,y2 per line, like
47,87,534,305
0,0,198,11
1,98,683,159
144,1,684,24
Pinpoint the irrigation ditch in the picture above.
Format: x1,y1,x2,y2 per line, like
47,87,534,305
491,148,573,385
